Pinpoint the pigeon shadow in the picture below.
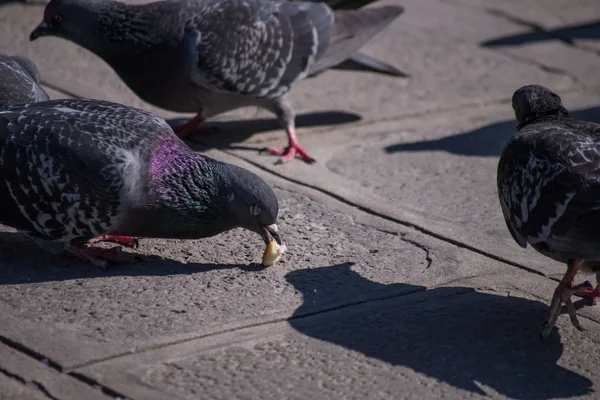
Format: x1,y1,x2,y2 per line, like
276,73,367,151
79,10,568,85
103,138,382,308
166,110,361,149
286,264,594,399
0,231,253,285
385,106,600,157
481,20,600,47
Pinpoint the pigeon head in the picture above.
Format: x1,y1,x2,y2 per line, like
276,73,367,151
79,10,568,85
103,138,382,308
30,0,104,43
512,85,567,125
219,163,282,246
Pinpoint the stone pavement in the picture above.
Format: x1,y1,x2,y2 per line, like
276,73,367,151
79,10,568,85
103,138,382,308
1,0,600,398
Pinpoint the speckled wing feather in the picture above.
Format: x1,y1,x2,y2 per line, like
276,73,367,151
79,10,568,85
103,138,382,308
498,118,600,259
0,99,168,241
190,0,333,98
0,53,50,106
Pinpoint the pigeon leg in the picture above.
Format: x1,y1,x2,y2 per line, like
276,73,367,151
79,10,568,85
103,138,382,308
88,235,139,249
260,96,315,164
541,259,587,339
66,241,140,270
262,126,316,164
170,114,218,138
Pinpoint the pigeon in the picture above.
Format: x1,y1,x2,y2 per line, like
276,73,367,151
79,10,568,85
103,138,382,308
301,0,408,78
497,84,600,339
29,0,404,164
0,52,50,106
0,99,283,269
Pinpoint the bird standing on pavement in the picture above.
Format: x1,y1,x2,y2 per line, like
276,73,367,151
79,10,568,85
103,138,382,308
497,84,600,339
0,52,50,106
29,0,404,164
0,99,283,269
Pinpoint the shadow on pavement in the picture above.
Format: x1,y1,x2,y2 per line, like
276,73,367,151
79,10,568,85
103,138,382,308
167,110,361,149
286,263,593,399
481,20,600,47
0,231,251,285
384,106,600,157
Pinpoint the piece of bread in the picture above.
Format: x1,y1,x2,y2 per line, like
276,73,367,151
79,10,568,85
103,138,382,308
262,240,287,267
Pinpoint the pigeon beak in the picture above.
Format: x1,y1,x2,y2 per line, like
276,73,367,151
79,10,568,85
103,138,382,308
30,22,50,41
261,223,282,246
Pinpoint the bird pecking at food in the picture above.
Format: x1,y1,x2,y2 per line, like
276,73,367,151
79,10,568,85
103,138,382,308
497,84,600,339
0,99,284,269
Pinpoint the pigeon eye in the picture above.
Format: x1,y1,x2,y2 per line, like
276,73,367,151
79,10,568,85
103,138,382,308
54,14,63,23
250,204,261,216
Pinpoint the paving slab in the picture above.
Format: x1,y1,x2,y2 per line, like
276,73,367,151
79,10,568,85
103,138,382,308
74,280,600,400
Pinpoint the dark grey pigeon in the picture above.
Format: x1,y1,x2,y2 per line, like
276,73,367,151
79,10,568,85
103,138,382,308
29,0,404,164
0,52,50,106
0,99,283,269
497,84,600,339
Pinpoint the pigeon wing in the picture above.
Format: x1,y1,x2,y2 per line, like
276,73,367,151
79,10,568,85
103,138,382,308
190,0,333,98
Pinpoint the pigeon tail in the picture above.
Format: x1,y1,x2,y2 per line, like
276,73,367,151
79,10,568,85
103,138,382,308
309,5,404,75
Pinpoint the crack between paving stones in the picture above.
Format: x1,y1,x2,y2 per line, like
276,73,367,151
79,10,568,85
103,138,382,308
0,366,27,384
0,336,129,400
0,366,57,400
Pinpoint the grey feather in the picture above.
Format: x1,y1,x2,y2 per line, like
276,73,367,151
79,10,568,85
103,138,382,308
0,52,50,106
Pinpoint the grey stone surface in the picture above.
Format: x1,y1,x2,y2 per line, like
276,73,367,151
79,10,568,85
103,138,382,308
76,284,600,400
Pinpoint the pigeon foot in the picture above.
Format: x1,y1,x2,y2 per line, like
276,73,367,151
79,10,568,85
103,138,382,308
260,127,315,164
67,241,141,270
541,281,592,340
88,235,139,249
